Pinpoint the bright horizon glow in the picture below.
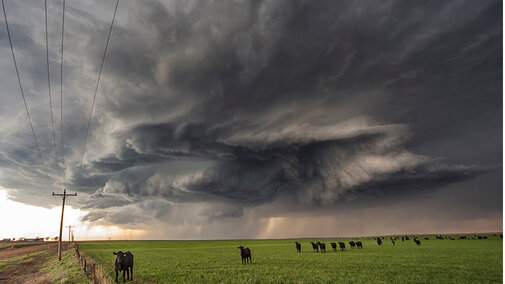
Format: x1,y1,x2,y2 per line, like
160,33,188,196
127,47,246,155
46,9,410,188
0,189,145,240
0,188,500,241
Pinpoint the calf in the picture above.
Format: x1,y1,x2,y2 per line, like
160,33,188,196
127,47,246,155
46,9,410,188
113,251,134,282
349,241,355,249
338,242,346,251
356,241,362,249
377,238,382,246
238,246,252,264
311,242,319,252
317,242,326,253
330,242,337,251
414,239,421,246
294,242,301,253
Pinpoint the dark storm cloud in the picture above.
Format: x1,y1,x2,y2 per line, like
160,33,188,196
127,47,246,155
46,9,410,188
0,0,500,232
82,115,490,220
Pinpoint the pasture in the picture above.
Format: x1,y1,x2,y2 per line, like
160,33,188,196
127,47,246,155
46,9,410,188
78,234,502,283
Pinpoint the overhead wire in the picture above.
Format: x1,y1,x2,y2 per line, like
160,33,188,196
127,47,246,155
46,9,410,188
45,0,62,187
59,0,66,184
79,0,119,173
1,0,51,183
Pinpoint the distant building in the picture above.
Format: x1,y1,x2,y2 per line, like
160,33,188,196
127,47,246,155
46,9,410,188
25,237,44,242
2,238,11,242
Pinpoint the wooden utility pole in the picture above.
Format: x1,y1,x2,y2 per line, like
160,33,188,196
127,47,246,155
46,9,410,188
52,189,77,261
65,225,73,243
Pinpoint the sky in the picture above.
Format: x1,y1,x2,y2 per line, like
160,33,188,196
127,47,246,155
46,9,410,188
0,0,502,240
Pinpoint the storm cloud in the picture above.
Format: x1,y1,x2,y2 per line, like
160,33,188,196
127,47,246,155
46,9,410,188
0,0,501,237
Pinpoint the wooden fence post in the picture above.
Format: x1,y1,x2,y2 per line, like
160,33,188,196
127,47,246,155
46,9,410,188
93,258,97,284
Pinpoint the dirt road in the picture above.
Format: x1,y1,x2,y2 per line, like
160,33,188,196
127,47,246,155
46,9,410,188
0,243,57,259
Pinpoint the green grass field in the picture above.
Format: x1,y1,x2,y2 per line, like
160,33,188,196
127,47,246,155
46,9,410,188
78,234,502,283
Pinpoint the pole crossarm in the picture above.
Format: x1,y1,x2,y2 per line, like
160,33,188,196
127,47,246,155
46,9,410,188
52,192,77,197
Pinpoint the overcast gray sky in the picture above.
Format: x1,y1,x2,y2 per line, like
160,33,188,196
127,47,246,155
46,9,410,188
0,0,501,239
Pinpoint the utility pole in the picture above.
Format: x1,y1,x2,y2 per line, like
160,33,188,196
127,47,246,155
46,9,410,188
65,225,73,244
52,189,77,261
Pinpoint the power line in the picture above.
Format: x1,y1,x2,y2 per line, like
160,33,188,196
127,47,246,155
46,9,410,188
79,0,119,172
45,0,62,187
2,0,50,181
60,0,66,183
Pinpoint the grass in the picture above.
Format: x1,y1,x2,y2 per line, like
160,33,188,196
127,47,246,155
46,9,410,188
78,234,502,283
0,250,46,273
0,244,87,283
41,245,88,284
0,241,46,250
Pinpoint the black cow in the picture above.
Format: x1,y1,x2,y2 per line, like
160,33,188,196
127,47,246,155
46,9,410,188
238,246,252,264
377,238,382,246
113,251,133,282
349,241,355,249
356,241,362,248
295,242,301,253
311,242,319,252
338,242,346,251
414,239,421,245
317,242,326,253
330,242,337,251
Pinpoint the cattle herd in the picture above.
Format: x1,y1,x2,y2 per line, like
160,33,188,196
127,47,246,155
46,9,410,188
237,234,497,264
375,236,422,246
109,234,499,278
300,240,364,253
308,241,355,252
